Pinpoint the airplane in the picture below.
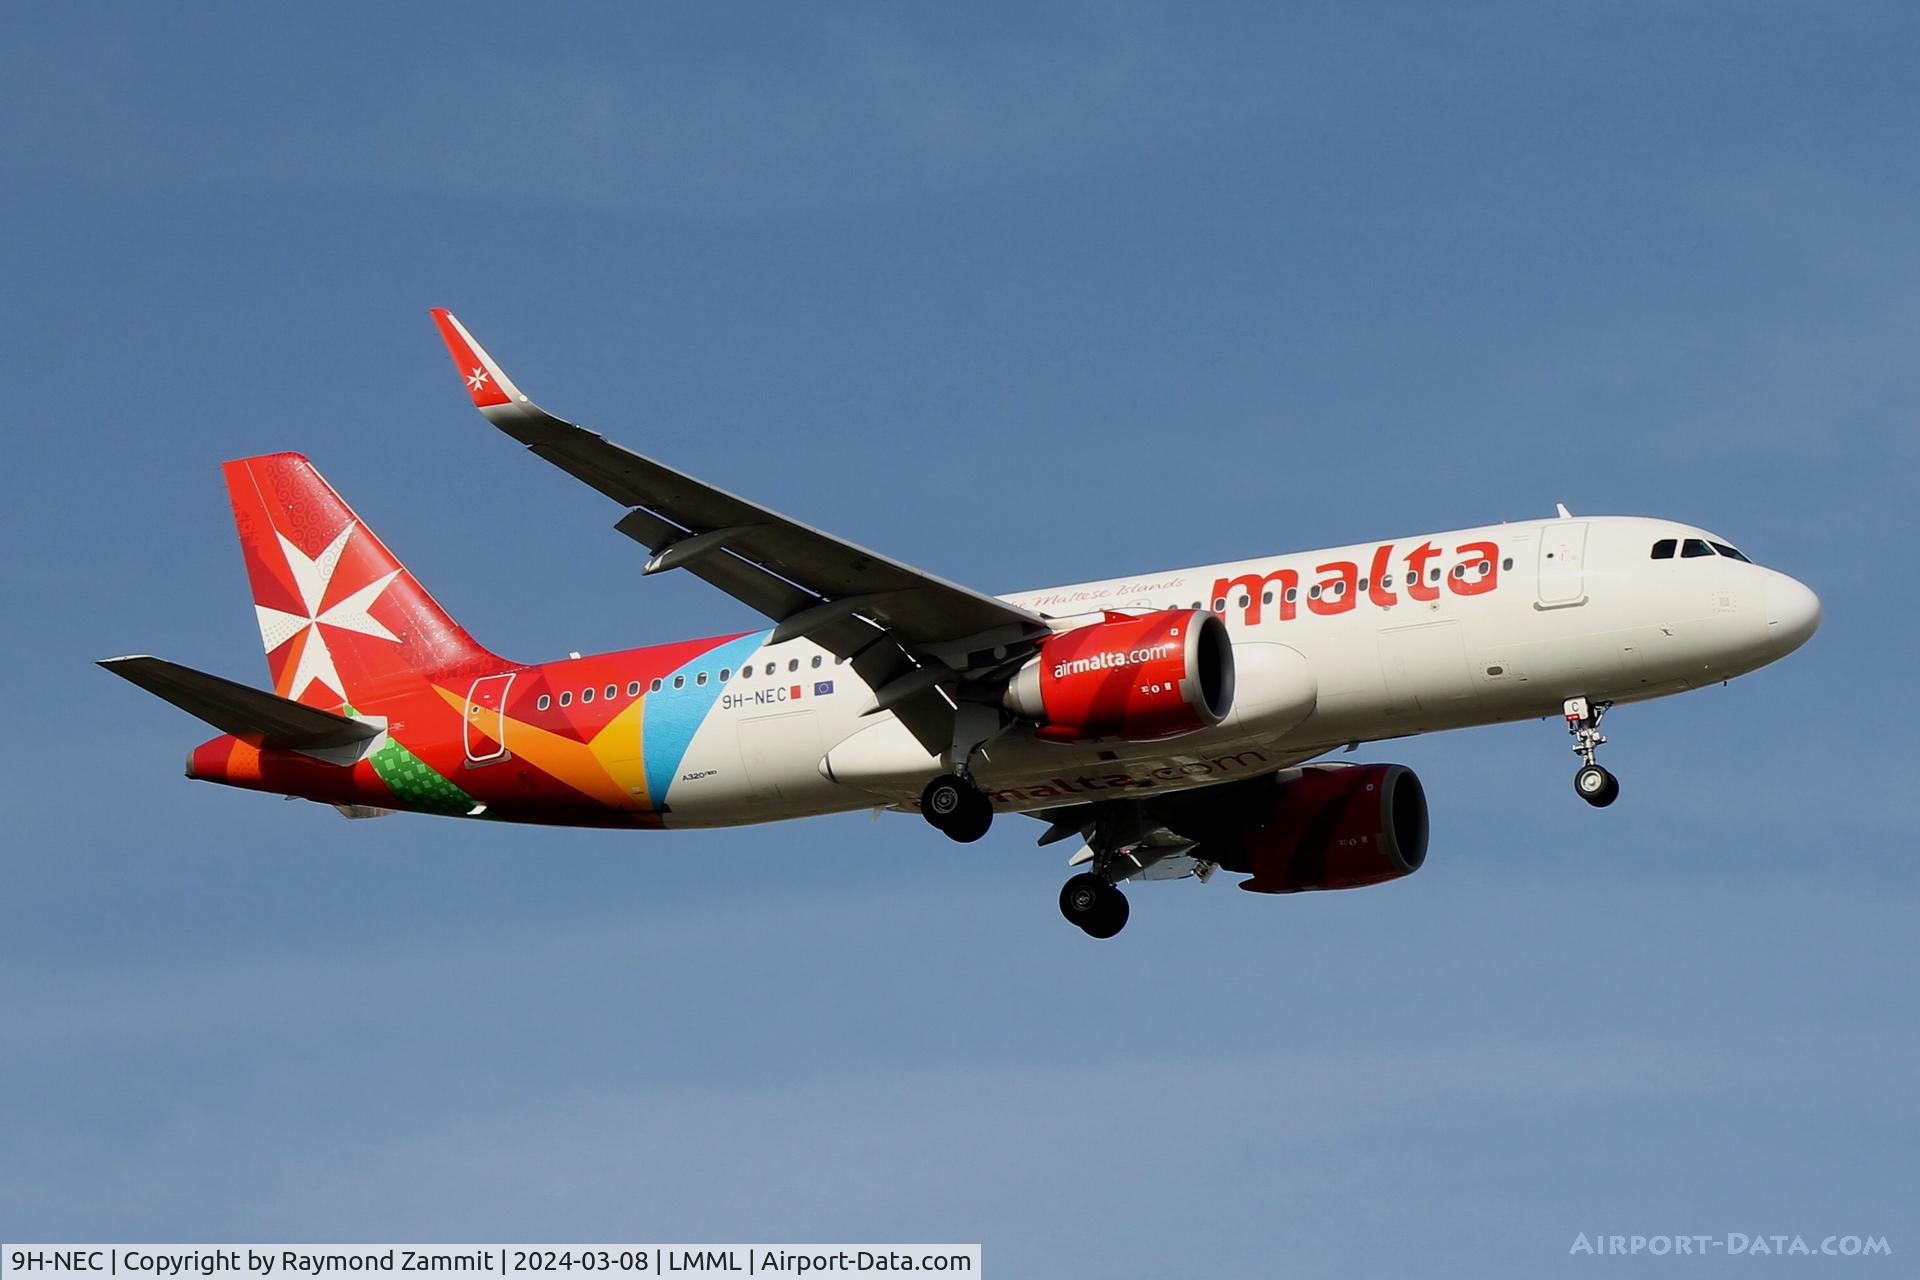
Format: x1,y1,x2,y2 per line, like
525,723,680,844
102,310,1823,938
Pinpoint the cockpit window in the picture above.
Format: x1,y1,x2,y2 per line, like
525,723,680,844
1657,534,1751,562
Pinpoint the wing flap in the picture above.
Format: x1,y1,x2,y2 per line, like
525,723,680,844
100,656,381,750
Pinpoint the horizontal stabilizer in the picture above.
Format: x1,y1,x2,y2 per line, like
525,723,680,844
99,656,381,750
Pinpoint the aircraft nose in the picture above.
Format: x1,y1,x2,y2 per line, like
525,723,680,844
1763,573,1822,655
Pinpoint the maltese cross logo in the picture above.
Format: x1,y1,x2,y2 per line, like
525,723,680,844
254,523,401,702
466,366,491,392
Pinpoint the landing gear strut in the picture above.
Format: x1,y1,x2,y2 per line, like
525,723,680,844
920,773,993,843
1564,696,1619,808
1059,872,1130,938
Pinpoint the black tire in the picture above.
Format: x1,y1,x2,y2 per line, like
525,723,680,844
1575,764,1619,808
920,774,968,831
1083,889,1130,939
1059,873,1108,927
921,773,992,842
944,789,994,843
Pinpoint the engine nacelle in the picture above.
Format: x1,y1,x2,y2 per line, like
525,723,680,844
1188,763,1428,893
1004,609,1234,743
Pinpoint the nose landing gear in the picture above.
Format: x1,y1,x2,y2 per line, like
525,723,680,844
1565,697,1619,807
920,773,993,843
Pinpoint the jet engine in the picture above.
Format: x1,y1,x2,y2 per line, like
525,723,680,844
1004,609,1234,743
1177,763,1429,893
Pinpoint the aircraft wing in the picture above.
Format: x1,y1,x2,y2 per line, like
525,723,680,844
431,310,1053,753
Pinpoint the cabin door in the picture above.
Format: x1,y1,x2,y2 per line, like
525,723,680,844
1537,521,1589,608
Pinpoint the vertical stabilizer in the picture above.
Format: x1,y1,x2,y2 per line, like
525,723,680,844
223,453,501,710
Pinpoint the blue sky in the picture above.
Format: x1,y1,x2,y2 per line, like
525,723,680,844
2,4,1915,1274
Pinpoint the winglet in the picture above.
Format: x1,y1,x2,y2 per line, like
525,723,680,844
431,309,528,410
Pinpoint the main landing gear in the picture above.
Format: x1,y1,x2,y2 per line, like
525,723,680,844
920,773,993,843
1059,872,1130,939
1564,696,1620,808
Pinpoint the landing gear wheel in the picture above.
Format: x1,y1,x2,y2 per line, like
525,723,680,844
920,773,993,843
921,774,965,825
1085,890,1130,939
1563,697,1620,809
1059,872,1129,938
942,793,993,843
1574,763,1619,808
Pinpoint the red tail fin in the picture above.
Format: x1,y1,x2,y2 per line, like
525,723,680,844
223,453,501,710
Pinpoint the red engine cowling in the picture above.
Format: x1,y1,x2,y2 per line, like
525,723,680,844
1205,764,1429,893
1004,609,1234,743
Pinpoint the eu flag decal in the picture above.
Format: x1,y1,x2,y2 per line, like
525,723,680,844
814,680,835,696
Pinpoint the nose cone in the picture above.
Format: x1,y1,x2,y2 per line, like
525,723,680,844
1763,573,1822,656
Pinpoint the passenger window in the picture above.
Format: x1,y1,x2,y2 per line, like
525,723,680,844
559,692,572,707
1237,595,1249,609
765,663,775,676
1381,575,1393,589
1651,539,1677,559
1501,558,1513,571
742,666,753,680
1682,539,1714,558
650,678,663,693
1261,591,1274,605
1429,567,1441,582
811,655,823,669
1212,597,1226,611
1308,585,1321,599
720,668,731,682
1285,587,1298,602
537,694,551,711
696,672,708,686
627,681,641,697
581,687,594,704
673,675,686,689
788,659,799,673
1710,541,1752,563
1358,578,1369,592
605,684,617,700
1451,564,1465,579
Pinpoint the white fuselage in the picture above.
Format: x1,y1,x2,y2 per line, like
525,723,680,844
654,515,1821,826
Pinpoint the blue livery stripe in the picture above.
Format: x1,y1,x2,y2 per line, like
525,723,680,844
642,631,769,806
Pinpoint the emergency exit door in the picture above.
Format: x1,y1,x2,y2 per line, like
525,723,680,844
463,673,515,763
